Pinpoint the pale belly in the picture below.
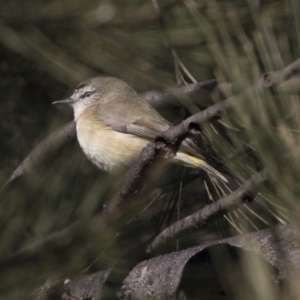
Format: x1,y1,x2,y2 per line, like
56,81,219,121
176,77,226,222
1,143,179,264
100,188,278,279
76,120,148,173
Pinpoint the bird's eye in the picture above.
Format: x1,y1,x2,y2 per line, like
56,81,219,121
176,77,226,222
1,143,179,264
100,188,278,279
84,92,92,97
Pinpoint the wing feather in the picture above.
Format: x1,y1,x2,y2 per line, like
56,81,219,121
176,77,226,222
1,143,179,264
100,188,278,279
94,100,205,160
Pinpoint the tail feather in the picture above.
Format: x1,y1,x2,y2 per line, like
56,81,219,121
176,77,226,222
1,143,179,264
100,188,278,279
172,152,228,183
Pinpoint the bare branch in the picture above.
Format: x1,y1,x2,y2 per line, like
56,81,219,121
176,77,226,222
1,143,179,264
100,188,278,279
280,58,300,78
2,121,76,188
147,169,267,252
139,79,222,109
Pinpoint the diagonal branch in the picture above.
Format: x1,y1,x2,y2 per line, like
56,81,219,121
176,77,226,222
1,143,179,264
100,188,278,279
2,121,76,188
147,169,267,252
139,79,223,109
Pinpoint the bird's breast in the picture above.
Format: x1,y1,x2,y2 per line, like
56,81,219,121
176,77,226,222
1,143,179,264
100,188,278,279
76,115,148,173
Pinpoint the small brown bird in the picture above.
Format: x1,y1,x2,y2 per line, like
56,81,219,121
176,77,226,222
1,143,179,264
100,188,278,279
53,77,226,181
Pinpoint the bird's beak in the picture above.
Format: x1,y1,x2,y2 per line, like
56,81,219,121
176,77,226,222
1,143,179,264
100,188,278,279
52,98,77,105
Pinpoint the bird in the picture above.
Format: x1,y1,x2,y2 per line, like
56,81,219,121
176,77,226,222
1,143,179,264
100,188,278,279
53,77,227,182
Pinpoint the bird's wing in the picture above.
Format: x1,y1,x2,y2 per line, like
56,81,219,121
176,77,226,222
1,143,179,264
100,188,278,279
94,98,170,138
103,115,205,159
94,101,203,158
125,118,170,139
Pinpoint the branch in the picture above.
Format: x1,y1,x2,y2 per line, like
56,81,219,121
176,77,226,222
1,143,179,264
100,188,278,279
280,58,300,78
140,79,225,109
2,121,76,188
147,169,267,252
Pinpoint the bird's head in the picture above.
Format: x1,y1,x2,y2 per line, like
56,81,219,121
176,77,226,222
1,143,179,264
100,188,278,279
53,76,128,118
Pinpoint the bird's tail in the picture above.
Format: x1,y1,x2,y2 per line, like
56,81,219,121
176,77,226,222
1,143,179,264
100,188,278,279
172,151,228,183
